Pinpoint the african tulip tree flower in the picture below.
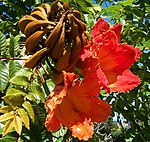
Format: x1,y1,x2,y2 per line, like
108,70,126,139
45,72,111,140
79,18,141,93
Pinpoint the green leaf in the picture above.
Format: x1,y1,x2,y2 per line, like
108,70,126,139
13,68,33,78
61,0,69,2
46,79,55,92
35,0,41,5
119,0,133,6
31,82,45,103
100,90,109,97
76,0,92,13
8,60,22,78
52,127,67,137
13,115,22,135
102,5,122,17
22,101,34,122
18,108,30,130
0,61,9,91
8,34,20,57
2,119,14,136
0,31,7,57
0,111,15,122
6,88,27,96
0,136,17,142
9,75,29,86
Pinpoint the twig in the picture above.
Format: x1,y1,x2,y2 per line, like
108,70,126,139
36,69,50,96
0,57,27,61
41,63,50,75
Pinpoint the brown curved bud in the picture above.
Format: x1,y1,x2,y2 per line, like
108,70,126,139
72,9,81,20
31,10,47,20
18,15,37,33
45,11,68,50
24,48,48,68
81,31,88,48
25,29,48,53
50,22,65,59
24,20,55,37
51,71,64,85
32,6,47,15
72,15,86,32
55,43,71,72
66,25,81,72
43,3,51,15
63,2,69,11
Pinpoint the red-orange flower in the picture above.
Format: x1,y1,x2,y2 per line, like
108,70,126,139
45,72,111,140
79,18,141,93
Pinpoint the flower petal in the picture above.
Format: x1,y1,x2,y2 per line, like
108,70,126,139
91,18,110,38
45,113,60,132
109,24,122,42
66,73,111,122
71,119,94,141
135,48,142,61
68,95,111,122
94,30,118,46
54,97,84,127
98,44,137,72
46,86,66,113
109,69,140,92
46,72,111,140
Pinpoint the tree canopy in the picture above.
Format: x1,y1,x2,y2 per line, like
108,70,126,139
0,0,150,142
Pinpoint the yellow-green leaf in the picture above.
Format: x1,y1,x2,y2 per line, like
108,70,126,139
26,93,37,102
2,94,24,107
13,115,22,135
18,108,30,130
22,101,34,122
0,111,14,122
6,88,27,96
0,106,13,113
3,119,14,136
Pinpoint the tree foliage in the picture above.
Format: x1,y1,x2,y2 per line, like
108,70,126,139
0,0,150,141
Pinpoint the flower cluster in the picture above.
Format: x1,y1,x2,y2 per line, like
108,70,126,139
45,18,141,140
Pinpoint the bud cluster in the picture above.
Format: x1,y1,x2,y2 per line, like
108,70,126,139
18,0,88,84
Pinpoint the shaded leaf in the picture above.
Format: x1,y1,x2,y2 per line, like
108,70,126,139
3,119,14,136
8,34,20,57
13,115,22,135
34,104,46,124
0,61,9,91
8,60,22,78
22,101,34,122
0,111,14,122
18,108,30,130
31,82,45,103
0,136,17,142
0,31,7,57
